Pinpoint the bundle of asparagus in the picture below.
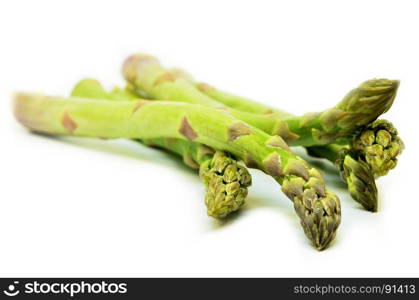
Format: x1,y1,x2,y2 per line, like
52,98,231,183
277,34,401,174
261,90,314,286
12,53,403,250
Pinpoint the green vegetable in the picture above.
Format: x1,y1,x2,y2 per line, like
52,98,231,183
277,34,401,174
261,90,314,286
14,92,341,250
71,79,251,218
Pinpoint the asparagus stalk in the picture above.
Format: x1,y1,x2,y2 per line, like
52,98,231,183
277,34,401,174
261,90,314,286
71,79,252,218
122,54,398,146
14,93,341,250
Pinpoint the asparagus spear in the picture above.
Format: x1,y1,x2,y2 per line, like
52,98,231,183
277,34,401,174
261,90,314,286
14,93,341,250
122,54,398,146
71,79,252,218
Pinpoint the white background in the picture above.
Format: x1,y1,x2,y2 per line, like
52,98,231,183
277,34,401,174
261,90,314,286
0,0,417,277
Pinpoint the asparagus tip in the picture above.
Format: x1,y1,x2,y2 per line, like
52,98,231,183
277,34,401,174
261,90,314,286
351,119,404,178
336,149,378,212
200,152,252,218
285,168,341,250
122,53,159,83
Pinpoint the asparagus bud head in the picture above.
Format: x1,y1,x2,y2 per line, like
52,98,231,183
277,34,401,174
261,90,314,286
351,119,404,178
338,79,399,124
122,54,160,83
199,151,252,218
281,159,341,250
335,149,378,212
313,79,399,143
